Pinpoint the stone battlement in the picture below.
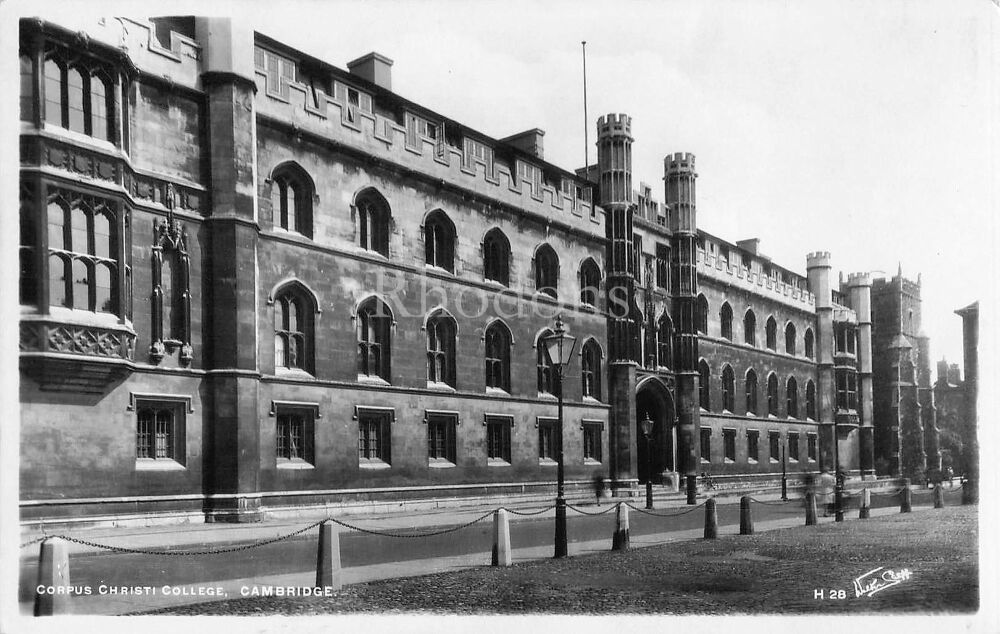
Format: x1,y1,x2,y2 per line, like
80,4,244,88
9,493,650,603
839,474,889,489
697,249,815,310
846,272,872,287
253,72,602,237
665,152,696,172
597,113,632,137
806,251,832,268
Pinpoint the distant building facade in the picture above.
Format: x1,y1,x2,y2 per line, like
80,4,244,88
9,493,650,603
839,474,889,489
870,270,941,481
20,16,892,525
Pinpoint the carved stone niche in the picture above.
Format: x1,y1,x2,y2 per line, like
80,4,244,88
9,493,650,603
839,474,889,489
150,201,194,366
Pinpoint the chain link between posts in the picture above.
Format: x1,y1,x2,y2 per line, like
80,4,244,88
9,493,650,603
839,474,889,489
325,510,494,538
566,502,621,516
623,500,707,517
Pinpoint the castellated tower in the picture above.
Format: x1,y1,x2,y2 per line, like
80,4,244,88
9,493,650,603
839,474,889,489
665,152,700,502
806,252,837,470
598,113,640,490
846,273,876,476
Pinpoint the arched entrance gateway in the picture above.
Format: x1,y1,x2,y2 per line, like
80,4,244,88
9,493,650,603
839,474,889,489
635,377,677,486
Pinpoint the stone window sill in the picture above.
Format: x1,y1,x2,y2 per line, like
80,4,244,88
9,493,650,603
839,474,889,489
360,460,391,470
135,459,185,471
277,460,314,470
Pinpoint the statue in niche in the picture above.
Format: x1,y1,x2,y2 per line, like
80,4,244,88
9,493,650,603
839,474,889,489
150,198,193,365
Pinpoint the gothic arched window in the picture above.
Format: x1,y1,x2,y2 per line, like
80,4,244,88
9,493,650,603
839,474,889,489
426,310,457,387
765,316,777,350
786,376,799,418
806,380,817,420
767,372,779,416
358,297,392,381
274,286,314,373
483,228,510,286
657,313,673,369
745,369,759,416
424,211,456,272
720,302,733,341
537,329,554,394
581,339,603,400
744,310,757,346
272,164,314,238
696,294,709,334
698,359,711,410
535,244,559,299
785,322,797,355
804,328,815,359
484,320,512,392
579,258,601,306
721,365,735,412
356,189,391,257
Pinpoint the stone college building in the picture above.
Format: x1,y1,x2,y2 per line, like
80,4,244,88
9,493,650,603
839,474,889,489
19,16,932,525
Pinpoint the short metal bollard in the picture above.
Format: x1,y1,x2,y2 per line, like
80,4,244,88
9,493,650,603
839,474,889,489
933,484,945,509
739,496,754,535
316,520,343,591
805,492,817,526
34,538,71,616
900,479,912,513
492,509,512,567
612,503,630,551
859,488,871,519
704,498,718,539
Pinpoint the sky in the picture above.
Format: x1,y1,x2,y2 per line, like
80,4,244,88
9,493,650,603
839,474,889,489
10,0,997,370
250,0,996,374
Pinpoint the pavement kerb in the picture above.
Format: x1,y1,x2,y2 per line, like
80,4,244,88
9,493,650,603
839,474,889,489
18,502,925,616
19,482,935,557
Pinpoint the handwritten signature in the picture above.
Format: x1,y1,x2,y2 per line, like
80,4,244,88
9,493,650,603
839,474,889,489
853,567,913,598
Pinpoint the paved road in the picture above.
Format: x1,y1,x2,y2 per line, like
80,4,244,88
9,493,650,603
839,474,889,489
19,490,943,606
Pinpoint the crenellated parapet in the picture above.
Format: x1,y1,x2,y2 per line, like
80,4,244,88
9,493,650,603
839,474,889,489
696,249,816,310
597,113,633,138
665,152,696,175
253,72,602,237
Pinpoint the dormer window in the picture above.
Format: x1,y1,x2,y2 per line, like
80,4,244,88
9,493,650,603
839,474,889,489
516,160,542,195
255,46,297,99
463,137,494,174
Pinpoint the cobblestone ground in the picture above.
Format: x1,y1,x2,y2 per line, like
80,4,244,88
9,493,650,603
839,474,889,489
153,505,977,615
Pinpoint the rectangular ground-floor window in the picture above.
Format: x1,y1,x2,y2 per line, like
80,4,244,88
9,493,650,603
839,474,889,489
486,415,512,464
426,411,458,466
358,407,392,466
769,431,781,463
746,430,759,463
788,432,800,462
538,417,557,463
135,398,186,466
582,421,603,464
723,428,736,463
276,409,315,466
807,432,818,462
700,428,712,463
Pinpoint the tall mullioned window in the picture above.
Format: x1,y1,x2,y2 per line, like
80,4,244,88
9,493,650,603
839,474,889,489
786,376,799,418
272,164,313,238
424,211,456,272
656,314,673,369
785,322,797,355
274,290,309,372
581,339,602,400
43,55,115,142
537,330,554,394
765,316,777,350
426,311,457,387
356,190,391,257
745,369,759,416
136,400,184,464
698,360,711,410
483,228,510,285
357,298,392,381
767,373,779,416
484,321,512,392
46,192,120,314
804,328,815,359
720,303,733,340
721,365,735,412
696,294,709,334
806,380,817,420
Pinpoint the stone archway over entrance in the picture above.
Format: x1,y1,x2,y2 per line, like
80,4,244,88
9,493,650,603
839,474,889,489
635,377,676,485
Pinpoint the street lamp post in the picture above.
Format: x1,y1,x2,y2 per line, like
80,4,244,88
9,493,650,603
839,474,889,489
640,413,654,509
543,315,577,559
781,443,788,501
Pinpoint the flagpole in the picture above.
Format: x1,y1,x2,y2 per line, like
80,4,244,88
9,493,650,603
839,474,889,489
582,40,589,177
